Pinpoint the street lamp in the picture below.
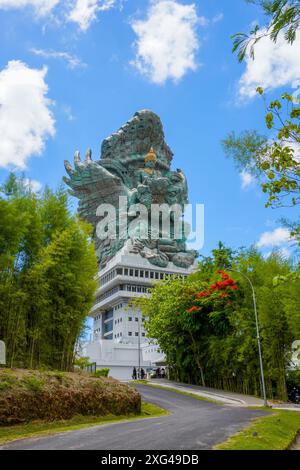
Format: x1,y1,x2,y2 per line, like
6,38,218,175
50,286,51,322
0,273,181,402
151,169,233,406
228,268,268,407
137,315,141,379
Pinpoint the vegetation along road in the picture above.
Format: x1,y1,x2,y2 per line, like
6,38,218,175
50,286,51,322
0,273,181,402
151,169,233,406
0,385,268,450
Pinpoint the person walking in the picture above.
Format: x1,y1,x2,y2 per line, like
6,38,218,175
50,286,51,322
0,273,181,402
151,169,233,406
132,367,137,380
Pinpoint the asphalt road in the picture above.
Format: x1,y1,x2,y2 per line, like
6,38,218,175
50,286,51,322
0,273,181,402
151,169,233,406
1,385,267,450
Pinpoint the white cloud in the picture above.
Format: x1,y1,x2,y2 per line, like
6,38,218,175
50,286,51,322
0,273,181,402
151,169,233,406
68,0,116,31
286,140,300,163
23,178,43,192
239,29,300,99
130,0,204,85
62,104,75,121
0,0,116,29
212,13,223,24
240,170,255,190
31,48,86,69
0,0,59,16
256,227,291,248
0,61,55,169
264,246,291,259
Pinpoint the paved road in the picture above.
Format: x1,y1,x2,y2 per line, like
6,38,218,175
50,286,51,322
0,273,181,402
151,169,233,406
1,385,268,450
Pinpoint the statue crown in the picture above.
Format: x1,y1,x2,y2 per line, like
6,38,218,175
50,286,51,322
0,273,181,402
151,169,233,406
145,147,157,163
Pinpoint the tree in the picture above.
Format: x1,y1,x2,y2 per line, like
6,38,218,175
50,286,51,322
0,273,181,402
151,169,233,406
0,174,98,370
222,91,300,209
224,0,300,248
232,1,300,62
135,243,299,400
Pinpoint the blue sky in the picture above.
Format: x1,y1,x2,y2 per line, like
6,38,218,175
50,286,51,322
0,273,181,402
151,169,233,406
0,0,299,259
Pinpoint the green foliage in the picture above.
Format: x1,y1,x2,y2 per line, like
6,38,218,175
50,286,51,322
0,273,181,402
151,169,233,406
22,377,44,393
0,174,98,370
135,243,299,400
222,131,268,177
0,382,12,392
287,370,300,388
232,1,300,62
223,92,300,210
74,357,92,370
228,2,300,253
94,369,110,378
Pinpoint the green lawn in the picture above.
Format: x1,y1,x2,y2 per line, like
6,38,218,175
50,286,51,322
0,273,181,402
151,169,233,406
0,402,168,446
215,409,300,450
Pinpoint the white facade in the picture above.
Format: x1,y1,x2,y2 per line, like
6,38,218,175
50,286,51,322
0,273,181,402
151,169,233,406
81,240,196,380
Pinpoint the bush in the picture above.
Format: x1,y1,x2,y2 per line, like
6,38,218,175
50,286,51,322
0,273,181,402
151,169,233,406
94,368,110,378
0,369,141,425
22,377,44,392
287,370,300,389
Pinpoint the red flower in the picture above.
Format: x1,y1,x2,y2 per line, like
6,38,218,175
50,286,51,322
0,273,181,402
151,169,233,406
219,293,228,299
187,306,199,313
196,290,211,298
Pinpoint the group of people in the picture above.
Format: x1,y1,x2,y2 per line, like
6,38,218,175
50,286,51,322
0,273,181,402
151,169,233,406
132,367,146,380
132,366,166,380
155,367,166,379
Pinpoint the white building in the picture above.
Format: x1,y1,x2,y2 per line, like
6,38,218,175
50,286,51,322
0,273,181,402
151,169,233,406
81,241,195,380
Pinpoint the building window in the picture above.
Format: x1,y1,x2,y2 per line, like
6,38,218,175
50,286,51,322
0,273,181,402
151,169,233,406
128,316,132,321
150,271,154,279
140,270,144,277
155,272,159,279
135,270,139,277
135,332,139,336
145,271,149,278
128,332,132,336
135,317,138,322
142,333,145,337
117,268,122,275
130,269,133,276
124,268,128,275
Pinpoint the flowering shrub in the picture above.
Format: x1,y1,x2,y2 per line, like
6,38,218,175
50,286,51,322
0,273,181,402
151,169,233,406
186,271,238,314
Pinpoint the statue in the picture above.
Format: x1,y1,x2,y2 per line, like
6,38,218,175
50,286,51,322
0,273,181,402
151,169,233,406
64,110,197,269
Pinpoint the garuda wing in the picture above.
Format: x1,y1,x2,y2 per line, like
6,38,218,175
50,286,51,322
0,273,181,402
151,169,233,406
64,149,129,228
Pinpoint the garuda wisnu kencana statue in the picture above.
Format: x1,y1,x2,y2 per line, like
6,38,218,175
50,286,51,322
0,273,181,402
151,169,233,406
64,110,197,269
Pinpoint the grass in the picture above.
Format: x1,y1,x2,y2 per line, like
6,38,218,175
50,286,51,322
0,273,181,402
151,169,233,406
215,409,300,450
132,380,223,405
0,402,168,446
